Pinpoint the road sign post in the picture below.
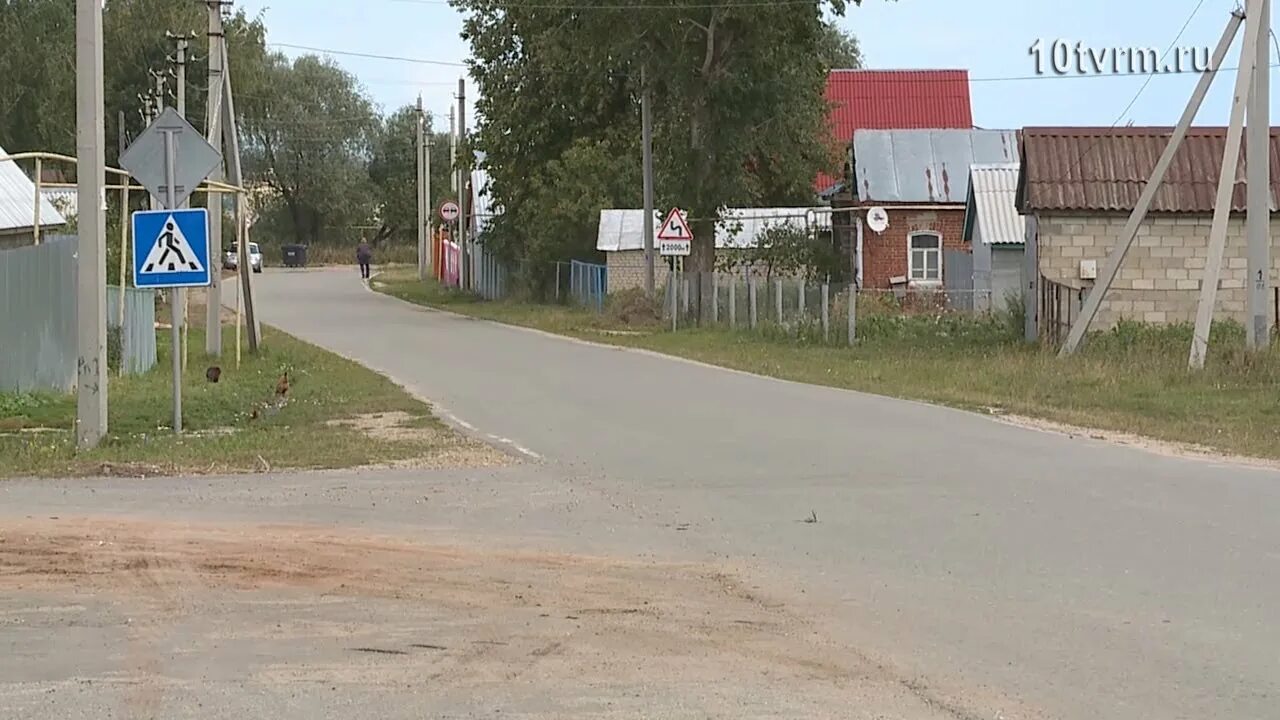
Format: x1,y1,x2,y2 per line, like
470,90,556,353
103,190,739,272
658,208,692,331
121,107,221,434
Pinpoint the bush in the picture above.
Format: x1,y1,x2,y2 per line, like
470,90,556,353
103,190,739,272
606,287,661,327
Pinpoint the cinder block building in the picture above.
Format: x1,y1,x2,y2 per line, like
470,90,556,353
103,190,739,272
1017,127,1280,334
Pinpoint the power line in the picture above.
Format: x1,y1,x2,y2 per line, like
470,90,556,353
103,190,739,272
1059,0,1213,180
269,42,467,67
389,0,832,7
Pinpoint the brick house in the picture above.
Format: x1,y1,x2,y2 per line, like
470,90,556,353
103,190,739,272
817,69,974,279
850,129,1018,291
1017,127,1280,334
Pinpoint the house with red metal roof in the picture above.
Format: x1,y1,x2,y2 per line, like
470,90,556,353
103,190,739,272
1017,126,1280,339
817,69,973,196
819,69,975,283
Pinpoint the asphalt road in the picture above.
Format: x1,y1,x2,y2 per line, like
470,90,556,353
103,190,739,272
9,267,1276,719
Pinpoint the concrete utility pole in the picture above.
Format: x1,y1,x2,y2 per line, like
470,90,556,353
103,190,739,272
641,66,656,298
417,95,427,281
457,78,469,291
170,31,194,371
204,0,227,356
425,112,432,276
1247,0,1272,351
1189,5,1260,369
75,0,108,449
1058,11,1243,356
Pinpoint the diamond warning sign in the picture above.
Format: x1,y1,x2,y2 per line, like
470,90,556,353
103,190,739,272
657,207,691,256
132,208,212,289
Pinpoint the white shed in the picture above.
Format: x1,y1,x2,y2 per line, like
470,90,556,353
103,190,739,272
596,207,832,292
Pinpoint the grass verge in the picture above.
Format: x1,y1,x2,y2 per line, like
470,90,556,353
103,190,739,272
374,268,1280,460
0,324,489,479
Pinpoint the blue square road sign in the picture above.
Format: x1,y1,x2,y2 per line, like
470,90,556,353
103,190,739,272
132,208,211,289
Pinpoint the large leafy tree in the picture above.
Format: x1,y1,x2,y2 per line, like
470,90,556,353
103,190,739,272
369,105,457,247
239,54,381,247
455,0,853,312
0,0,268,166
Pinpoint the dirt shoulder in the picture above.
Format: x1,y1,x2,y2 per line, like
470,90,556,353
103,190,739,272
0,516,954,719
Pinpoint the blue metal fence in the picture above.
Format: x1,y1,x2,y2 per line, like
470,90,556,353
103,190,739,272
569,260,607,311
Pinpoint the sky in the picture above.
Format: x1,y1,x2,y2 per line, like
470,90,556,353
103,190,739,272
240,0,1276,133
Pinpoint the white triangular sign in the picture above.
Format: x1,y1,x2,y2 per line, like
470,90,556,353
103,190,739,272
140,214,205,274
657,208,692,241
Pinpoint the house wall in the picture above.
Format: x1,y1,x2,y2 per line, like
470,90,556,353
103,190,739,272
607,250,672,293
1036,212,1280,329
605,249,801,294
991,248,1024,314
859,207,968,288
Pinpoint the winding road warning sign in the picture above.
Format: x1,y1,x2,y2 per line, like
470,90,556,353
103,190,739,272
658,207,691,257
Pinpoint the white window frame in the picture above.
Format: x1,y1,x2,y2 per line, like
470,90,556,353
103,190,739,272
908,231,943,285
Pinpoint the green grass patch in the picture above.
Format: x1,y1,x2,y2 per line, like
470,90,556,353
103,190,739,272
374,268,1280,460
0,324,457,478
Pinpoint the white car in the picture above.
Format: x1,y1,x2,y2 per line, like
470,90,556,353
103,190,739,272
223,242,263,273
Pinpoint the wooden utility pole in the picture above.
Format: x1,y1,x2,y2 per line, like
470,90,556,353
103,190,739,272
222,46,260,350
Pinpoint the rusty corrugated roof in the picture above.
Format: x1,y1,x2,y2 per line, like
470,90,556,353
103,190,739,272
1018,126,1280,213
815,69,973,193
852,129,1019,204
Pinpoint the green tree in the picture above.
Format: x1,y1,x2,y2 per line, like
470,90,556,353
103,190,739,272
0,0,269,166
239,54,381,248
454,0,853,313
369,105,456,248
819,21,863,69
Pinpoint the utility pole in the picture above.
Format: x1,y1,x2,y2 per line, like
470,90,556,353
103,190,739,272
75,0,108,449
204,0,227,356
457,78,469,291
1247,0,1272,351
449,105,456,286
222,41,260,350
641,66,656,298
169,31,195,370
1058,11,1242,356
425,113,432,278
417,94,427,281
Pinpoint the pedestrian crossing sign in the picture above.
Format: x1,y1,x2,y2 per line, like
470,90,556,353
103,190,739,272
131,208,211,289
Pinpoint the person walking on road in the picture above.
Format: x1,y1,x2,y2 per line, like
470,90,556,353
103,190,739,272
356,238,373,280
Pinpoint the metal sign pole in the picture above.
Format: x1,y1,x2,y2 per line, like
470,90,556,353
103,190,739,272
163,128,182,434
672,257,679,333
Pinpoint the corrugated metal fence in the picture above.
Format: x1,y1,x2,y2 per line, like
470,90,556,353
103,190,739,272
0,235,156,393
472,247,508,301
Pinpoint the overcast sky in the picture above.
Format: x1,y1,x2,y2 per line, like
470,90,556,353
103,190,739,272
240,0,1276,133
